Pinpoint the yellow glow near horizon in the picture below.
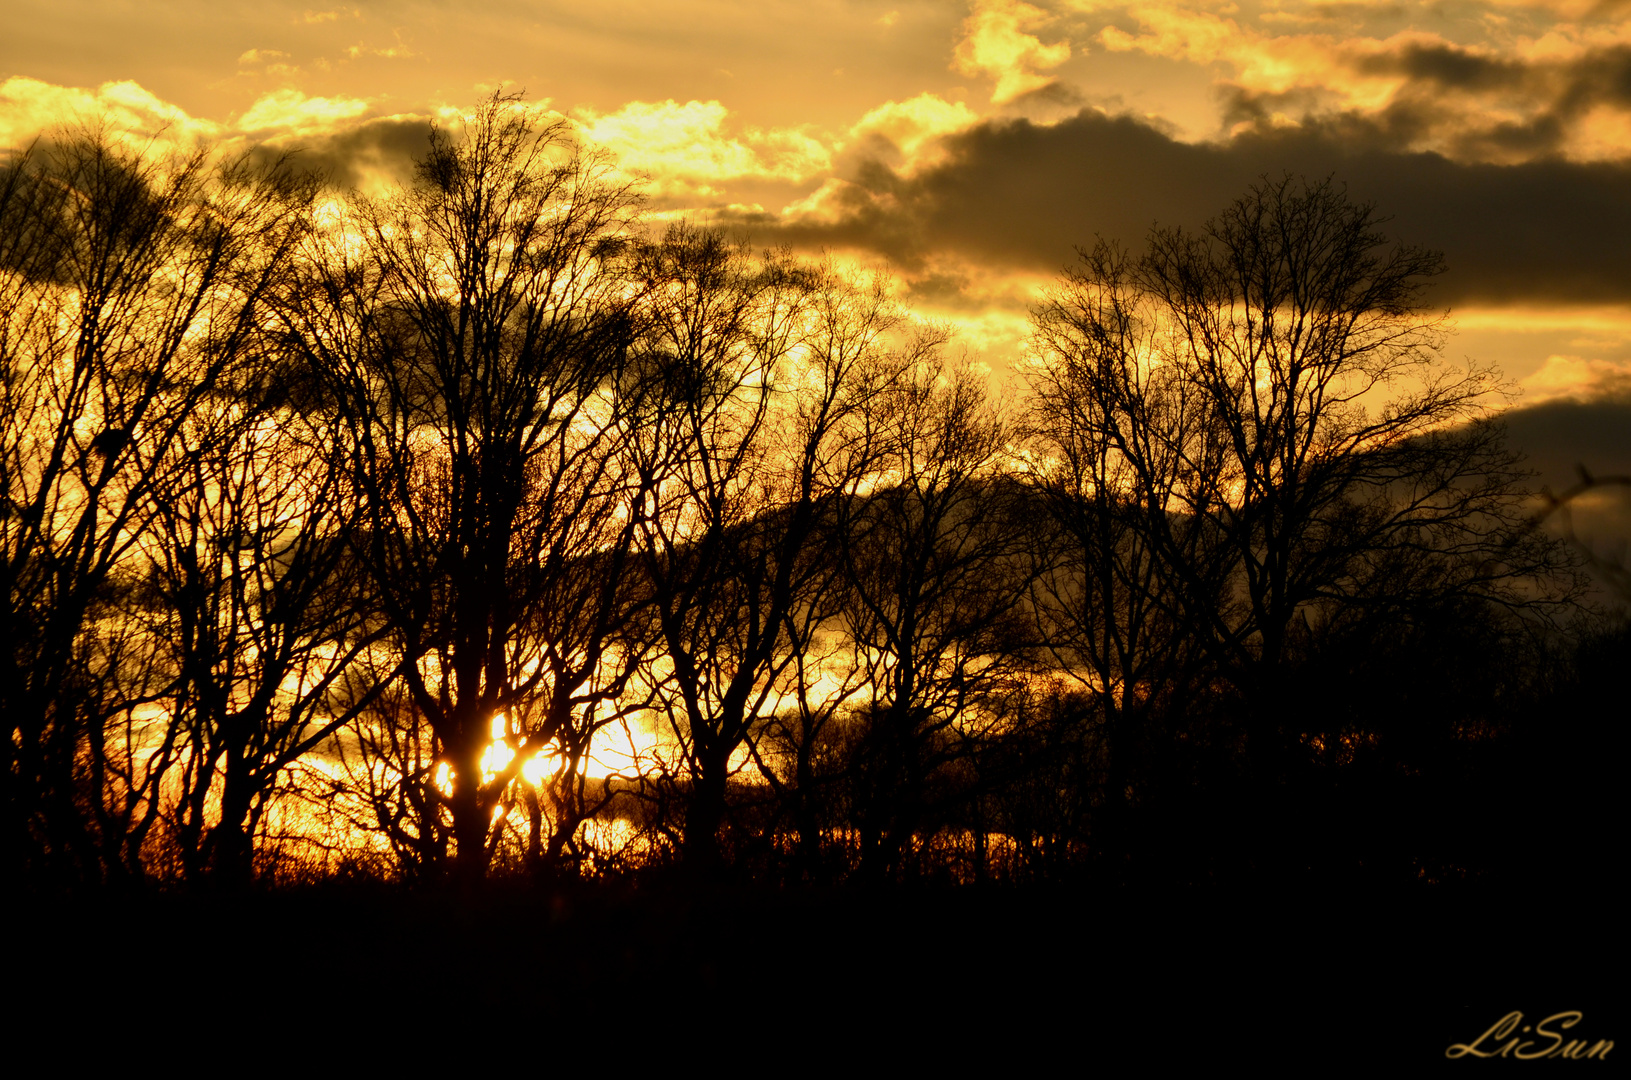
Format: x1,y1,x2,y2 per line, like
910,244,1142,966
459,711,670,791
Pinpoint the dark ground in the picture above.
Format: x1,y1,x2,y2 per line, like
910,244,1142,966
12,627,1625,1071
12,874,1621,1071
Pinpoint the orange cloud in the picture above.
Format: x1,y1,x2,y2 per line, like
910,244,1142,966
0,76,221,153
954,0,1073,104
1521,355,1631,404
848,93,982,172
573,99,831,195
1078,1,1631,163
237,89,371,134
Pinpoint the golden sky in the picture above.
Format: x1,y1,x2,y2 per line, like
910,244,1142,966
4,0,1630,413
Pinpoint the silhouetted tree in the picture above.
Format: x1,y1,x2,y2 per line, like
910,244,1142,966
289,93,646,884
625,228,908,871
1,132,314,883
1028,176,1578,788
139,369,385,886
1024,299,1208,876
834,357,1034,881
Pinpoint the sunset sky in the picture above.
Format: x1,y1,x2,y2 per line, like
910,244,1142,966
4,0,1629,425
4,1,1628,930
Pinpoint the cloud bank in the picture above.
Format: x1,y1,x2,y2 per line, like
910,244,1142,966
765,108,1631,307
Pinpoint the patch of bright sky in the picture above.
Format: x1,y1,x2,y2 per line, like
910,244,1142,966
1452,306,1631,404
4,0,1628,394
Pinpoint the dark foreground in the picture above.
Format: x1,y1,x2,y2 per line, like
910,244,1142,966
14,875,1621,1071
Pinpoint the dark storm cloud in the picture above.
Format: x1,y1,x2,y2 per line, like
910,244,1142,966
1502,399,1631,494
1357,43,1527,93
1237,42,1631,161
250,115,434,189
1360,40,1631,104
764,109,1631,306
1500,400,1631,576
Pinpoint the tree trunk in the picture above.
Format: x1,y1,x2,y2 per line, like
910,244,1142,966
791,744,822,882
684,745,730,873
450,741,490,887
207,766,256,889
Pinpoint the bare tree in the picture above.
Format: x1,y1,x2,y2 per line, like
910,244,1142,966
1025,240,1228,871
835,356,1034,882
317,659,449,882
625,228,907,871
1,132,314,883
138,369,386,886
1028,176,1581,779
289,93,647,884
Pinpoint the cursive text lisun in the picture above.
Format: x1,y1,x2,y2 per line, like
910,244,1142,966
1448,1012,1613,1060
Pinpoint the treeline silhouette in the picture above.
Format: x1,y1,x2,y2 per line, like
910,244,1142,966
3,94,1621,902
